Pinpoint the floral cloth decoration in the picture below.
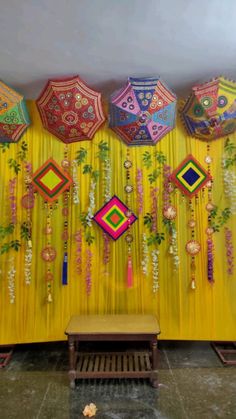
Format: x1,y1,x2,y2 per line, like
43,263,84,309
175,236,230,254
37,76,105,143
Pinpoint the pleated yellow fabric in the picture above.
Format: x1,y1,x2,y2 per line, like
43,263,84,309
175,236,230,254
0,101,235,344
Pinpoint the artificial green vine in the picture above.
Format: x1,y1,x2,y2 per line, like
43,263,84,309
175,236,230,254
97,140,109,161
75,147,87,165
143,213,165,246
0,143,10,152
0,223,21,255
210,207,231,232
223,138,236,169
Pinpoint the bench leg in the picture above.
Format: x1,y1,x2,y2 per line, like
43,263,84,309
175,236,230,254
68,340,76,389
150,338,158,388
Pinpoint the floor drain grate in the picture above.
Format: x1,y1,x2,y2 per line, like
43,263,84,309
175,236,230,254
211,342,236,365
0,346,14,368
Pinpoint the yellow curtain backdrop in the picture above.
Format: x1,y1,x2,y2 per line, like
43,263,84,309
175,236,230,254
0,101,235,344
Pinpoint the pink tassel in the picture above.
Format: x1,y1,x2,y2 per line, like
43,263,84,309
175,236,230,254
127,255,133,288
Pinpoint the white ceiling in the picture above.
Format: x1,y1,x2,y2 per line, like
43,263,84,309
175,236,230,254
1,0,236,99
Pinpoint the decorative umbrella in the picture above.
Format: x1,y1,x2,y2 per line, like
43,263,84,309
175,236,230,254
36,76,105,143
181,77,236,140
0,80,30,143
109,77,177,145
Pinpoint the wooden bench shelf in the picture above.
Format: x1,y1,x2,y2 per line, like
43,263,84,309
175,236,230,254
75,350,152,379
65,315,160,389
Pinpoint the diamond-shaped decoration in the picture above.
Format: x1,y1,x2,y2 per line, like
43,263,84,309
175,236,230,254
170,155,211,197
32,158,72,202
93,195,137,240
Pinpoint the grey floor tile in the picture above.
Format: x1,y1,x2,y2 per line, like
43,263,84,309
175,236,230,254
172,367,236,419
161,341,222,368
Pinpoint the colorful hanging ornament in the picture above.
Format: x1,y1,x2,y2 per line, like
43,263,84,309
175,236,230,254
170,155,211,198
180,77,236,140
109,77,177,145
0,80,30,143
93,195,137,240
32,158,73,202
36,75,105,143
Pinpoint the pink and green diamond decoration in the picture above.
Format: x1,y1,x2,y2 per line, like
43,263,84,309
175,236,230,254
170,155,211,197
32,158,72,202
93,195,137,240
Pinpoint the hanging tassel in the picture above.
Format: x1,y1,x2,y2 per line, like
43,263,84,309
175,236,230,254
191,278,196,290
127,254,133,288
62,252,68,285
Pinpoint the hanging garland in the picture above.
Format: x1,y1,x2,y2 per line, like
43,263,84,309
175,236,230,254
136,168,144,214
141,233,149,276
222,138,236,214
225,227,234,276
7,256,16,304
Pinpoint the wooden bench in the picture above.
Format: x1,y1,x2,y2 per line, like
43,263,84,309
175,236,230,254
65,314,160,389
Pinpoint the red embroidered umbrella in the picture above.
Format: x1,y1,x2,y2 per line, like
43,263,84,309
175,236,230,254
36,76,105,143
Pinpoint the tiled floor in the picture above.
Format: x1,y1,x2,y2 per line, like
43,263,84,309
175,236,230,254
0,341,236,419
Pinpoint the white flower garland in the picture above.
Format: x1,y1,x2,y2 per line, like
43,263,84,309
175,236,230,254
151,249,159,293
223,167,236,214
86,180,96,227
8,258,16,304
141,233,149,275
104,158,112,202
24,243,33,285
169,225,180,270
72,160,79,204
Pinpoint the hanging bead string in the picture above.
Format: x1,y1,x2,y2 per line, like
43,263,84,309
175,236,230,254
189,199,196,290
151,249,159,293
163,164,179,270
61,145,70,286
23,162,33,285
124,148,134,287
103,155,112,271
206,143,214,284
43,203,55,303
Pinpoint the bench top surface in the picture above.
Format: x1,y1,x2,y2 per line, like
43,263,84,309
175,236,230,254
65,315,160,335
